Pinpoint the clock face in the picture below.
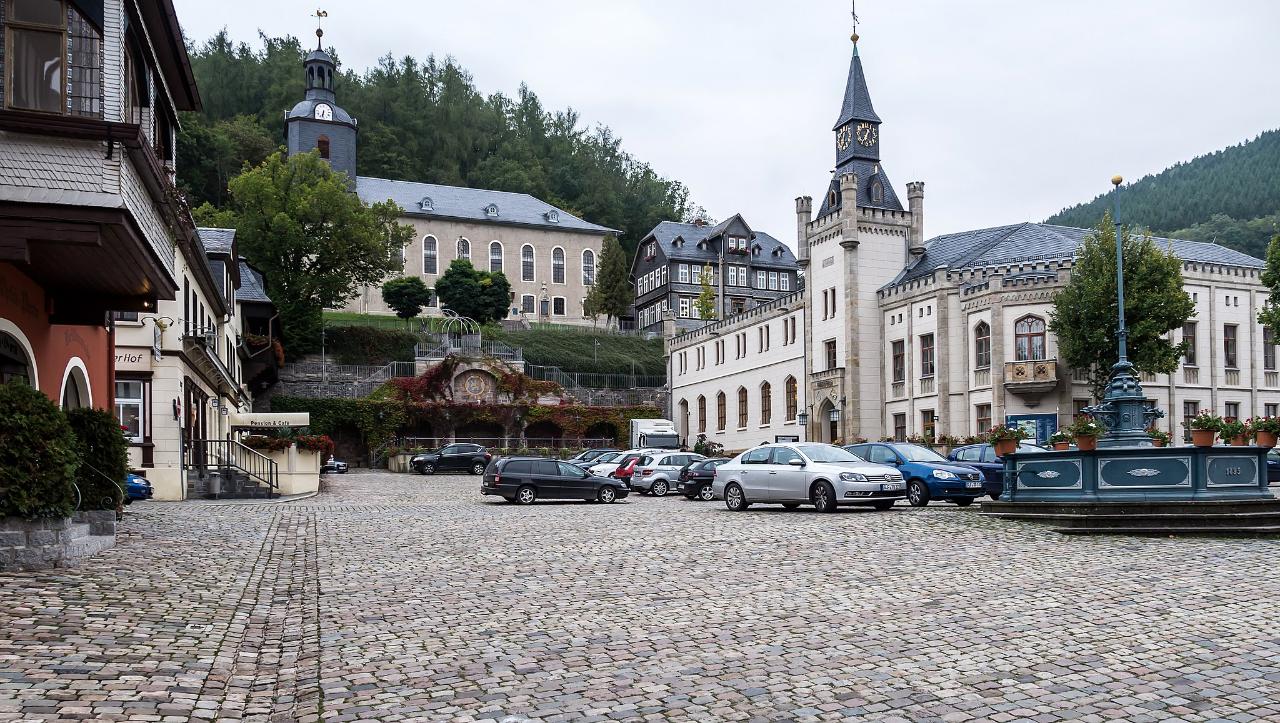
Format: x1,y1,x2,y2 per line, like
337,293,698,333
856,122,878,147
314,103,333,121
836,125,853,151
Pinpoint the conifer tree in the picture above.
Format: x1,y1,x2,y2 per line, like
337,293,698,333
584,236,632,324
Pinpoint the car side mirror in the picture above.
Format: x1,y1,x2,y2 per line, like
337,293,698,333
788,458,806,467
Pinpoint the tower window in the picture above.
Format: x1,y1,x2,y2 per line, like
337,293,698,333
870,180,884,204
828,190,838,207
317,135,330,159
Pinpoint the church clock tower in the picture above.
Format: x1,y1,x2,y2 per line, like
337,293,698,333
285,27,358,184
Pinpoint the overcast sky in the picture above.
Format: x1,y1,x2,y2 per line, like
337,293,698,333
173,0,1280,247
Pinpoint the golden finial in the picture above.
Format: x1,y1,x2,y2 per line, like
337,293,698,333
1111,175,1124,187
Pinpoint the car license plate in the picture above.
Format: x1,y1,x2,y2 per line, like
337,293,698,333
881,482,904,491
966,480,982,488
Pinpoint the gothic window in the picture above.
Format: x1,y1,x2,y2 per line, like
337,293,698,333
697,395,707,433
317,135,331,159
552,247,565,284
521,244,535,282
582,249,596,285
760,382,772,425
489,242,503,273
422,236,438,275
717,392,727,431
1014,315,1047,361
737,387,748,429
785,376,798,421
457,237,470,261
869,180,884,204
828,190,838,207
974,322,991,369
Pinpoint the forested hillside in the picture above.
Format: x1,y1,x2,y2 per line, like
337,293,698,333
177,32,690,255
1046,129,1280,258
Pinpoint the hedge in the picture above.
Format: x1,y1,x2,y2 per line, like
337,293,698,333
0,382,80,519
325,325,417,365
66,408,128,511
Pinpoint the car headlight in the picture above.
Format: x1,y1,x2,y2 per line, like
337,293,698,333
932,470,957,480
839,472,868,482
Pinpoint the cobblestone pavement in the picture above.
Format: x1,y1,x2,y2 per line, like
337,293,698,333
3,471,1280,722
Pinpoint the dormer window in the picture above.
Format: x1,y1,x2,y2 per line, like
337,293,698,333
673,236,684,247
752,245,761,256
870,180,885,204
828,190,838,207
485,204,499,217
644,242,657,261
418,197,434,212
545,210,559,223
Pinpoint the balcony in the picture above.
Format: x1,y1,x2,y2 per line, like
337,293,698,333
1004,359,1058,405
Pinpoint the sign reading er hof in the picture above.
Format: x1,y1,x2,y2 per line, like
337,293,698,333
115,349,152,371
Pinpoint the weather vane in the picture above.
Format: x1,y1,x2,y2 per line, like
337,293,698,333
851,0,860,44
312,8,328,48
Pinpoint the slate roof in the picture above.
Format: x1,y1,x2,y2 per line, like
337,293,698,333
237,261,272,304
642,220,798,269
286,97,356,126
816,160,904,217
834,46,881,130
892,222,1264,286
356,177,617,235
197,227,235,255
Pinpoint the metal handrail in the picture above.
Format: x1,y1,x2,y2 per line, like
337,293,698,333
187,438,279,496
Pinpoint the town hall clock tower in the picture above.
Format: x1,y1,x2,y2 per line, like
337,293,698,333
285,28,358,185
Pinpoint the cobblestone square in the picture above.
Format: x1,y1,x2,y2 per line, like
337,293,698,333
2,471,1279,722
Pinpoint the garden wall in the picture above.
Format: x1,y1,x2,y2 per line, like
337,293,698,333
0,511,116,572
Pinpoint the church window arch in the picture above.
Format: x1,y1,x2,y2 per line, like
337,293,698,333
422,235,438,275
785,376,798,421
456,237,470,261
760,382,772,425
489,242,504,273
521,244,535,282
582,249,596,285
828,190,838,207
974,321,991,369
870,179,884,204
697,395,707,433
552,247,565,284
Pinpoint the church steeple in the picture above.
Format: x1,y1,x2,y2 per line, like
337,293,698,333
285,17,358,185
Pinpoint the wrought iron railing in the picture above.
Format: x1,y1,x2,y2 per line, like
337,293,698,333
526,365,665,390
186,438,279,497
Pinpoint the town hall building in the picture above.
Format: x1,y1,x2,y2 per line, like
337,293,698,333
666,23,1280,451
284,37,616,326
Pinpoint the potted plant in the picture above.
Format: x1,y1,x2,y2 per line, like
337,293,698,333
1252,417,1280,448
1185,411,1221,448
1048,430,1073,451
1219,418,1249,447
1147,427,1172,448
1068,417,1106,452
986,425,1029,457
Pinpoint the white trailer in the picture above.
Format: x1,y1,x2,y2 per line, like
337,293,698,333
630,419,680,450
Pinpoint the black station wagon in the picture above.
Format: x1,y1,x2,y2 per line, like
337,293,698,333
482,457,630,505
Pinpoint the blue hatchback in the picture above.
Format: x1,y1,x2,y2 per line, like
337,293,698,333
125,473,153,503
844,442,985,507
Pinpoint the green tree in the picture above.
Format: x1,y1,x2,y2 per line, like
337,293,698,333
1255,233,1280,334
695,264,716,321
227,150,414,356
434,259,512,325
583,236,632,323
1049,214,1195,399
381,276,434,322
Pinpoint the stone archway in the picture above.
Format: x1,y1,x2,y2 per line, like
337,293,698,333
454,421,504,446
524,420,564,449
584,421,619,447
59,357,91,410
816,399,837,444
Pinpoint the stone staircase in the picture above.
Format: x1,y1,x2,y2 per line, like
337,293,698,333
980,497,1280,536
187,468,276,500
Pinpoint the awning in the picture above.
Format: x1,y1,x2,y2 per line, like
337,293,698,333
229,412,310,429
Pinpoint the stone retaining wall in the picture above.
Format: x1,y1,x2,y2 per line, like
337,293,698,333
0,511,116,571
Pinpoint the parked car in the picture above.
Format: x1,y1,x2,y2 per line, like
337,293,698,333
678,458,730,500
1268,449,1280,485
481,457,630,504
713,443,905,512
611,453,650,486
947,442,1043,499
632,452,706,496
844,442,985,507
572,450,622,470
411,443,493,475
587,449,658,478
321,456,349,474
124,473,153,503
565,448,621,468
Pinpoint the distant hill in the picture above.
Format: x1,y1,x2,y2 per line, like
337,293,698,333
1046,129,1280,258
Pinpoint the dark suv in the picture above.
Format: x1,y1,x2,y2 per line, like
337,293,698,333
411,443,492,475
482,457,630,505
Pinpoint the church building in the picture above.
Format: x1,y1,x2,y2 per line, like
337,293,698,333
284,34,616,326
665,21,1280,451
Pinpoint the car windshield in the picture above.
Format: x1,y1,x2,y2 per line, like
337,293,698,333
795,445,862,463
595,452,620,463
897,444,948,463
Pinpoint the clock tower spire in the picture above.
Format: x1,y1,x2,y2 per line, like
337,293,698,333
818,6,903,217
285,13,358,185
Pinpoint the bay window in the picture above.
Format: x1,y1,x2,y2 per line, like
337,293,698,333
6,0,103,117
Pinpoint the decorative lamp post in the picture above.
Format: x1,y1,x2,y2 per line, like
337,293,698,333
1081,175,1164,447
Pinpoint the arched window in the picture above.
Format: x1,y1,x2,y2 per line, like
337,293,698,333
760,382,772,425
422,235,438,275
974,321,991,369
521,244,535,282
737,387,748,429
316,135,330,159
457,237,470,261
828,190,838,207
697,395,707,434
785,376,798,421
678,398,690,439
869,179,884,204
716,392,727,431
1014,315,1047,361
552,247,565,284
489,242,503,273
582,249,596,285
